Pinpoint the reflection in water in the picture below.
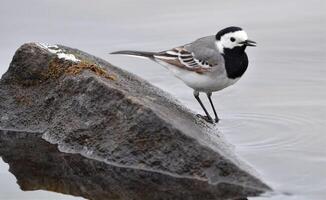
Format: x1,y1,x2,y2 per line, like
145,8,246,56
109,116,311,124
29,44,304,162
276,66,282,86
0,130,259,200
0,157,85,200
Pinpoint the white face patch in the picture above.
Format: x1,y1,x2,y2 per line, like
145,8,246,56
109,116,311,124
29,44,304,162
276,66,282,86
215,30,248,53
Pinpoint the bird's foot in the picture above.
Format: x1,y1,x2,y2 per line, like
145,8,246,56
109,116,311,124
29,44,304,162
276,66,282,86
214,117,220,123
196,114,215,124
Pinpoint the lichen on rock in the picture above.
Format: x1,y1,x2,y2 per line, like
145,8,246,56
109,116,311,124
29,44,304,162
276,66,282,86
66,61,116,80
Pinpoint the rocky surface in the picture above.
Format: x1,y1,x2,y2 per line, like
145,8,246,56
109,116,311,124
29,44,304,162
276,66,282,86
0,43,271,200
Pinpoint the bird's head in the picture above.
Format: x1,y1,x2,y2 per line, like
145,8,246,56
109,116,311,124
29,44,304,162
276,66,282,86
215,26,256,53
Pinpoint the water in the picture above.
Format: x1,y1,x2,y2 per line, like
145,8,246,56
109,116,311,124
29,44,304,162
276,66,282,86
0,0,325,199
0,158,84,200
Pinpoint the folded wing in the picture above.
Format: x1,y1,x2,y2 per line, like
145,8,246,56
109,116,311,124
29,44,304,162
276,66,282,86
153,47,216,73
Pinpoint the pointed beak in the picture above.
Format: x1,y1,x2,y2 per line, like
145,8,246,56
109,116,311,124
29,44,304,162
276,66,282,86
240,39,257,47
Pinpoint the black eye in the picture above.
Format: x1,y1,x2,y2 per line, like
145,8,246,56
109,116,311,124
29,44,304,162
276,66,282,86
230,37,236,42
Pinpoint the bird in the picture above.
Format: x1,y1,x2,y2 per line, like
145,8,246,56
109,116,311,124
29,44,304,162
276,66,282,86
111,26,256,123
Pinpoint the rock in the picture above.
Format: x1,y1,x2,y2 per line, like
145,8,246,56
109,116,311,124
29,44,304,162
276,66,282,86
0,43,271,200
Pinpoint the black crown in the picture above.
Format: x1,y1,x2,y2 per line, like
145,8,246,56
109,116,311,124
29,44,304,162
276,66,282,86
215,26,242,40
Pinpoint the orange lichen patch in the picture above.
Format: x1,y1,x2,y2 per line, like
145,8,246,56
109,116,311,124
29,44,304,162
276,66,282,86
46,57,116,81
65,61,116,80
47,57,69,79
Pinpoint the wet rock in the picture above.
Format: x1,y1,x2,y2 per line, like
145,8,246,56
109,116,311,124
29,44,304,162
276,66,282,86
0,43,271,200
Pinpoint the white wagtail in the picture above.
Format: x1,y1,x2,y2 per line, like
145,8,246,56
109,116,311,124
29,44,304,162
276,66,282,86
111,26,256,123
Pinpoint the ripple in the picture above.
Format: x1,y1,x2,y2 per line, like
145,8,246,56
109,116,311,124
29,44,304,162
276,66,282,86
219,112,322,151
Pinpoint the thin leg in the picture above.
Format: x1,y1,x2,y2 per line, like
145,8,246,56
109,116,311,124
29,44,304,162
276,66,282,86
207,92,219,123
193,91,213,123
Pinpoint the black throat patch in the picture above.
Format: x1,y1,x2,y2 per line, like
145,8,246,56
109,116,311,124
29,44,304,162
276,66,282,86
222,46,249,79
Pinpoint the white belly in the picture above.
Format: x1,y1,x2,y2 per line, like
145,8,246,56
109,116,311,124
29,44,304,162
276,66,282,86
178,70,239,92
155,59,239,92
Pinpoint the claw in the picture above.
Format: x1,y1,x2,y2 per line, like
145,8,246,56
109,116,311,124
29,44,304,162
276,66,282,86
196,114,215,124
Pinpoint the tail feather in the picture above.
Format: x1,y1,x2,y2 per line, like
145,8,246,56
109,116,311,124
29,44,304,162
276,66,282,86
110,50,155,58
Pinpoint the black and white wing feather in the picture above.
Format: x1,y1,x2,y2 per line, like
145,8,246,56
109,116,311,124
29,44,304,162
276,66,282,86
153,47,216,73
111,36,221,73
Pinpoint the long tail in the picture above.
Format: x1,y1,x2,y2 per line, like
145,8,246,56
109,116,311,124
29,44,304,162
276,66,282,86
110,50,156,59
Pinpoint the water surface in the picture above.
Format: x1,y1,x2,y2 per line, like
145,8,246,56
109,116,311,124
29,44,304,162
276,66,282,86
0,0,325,199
